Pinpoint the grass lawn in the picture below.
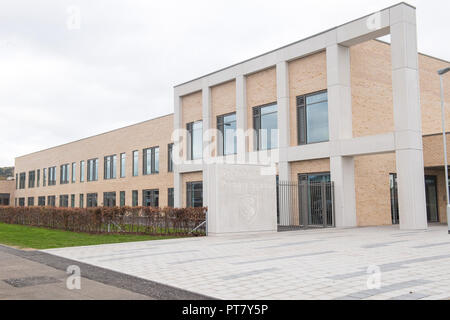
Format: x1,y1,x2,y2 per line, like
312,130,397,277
0,222,181,250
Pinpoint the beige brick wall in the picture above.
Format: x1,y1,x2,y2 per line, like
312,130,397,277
354,153,396,226
14,114,174,207
0,180,15,205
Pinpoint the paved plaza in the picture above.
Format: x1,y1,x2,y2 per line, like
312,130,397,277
43,225,450,300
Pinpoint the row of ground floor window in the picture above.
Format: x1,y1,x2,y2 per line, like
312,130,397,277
14,182,203,208
10,172,443,225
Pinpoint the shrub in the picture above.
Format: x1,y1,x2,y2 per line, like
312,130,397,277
0,206,207,236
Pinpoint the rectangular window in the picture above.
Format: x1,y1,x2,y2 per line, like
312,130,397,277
80,160,85,182
104,155,117,179
19,173,26,189
253,103,278,151
187,121,203,160
59,195,69,207
132,190,138,207
186,181,203,208
143,147,159,175
86,193,98,207
47,195,56,207
28,170,35,188
120,191,125,207
43,168,47,187
120,153,126,178
168,188,174,207
48,167,56,186
297,91,329,145
15,173,18,189
60,164,69,184
37,169,40,187
143,189,159,207
79,194,84,208
71,162,76,183
18,198,25,207
217,113,237,156
27,197,34,206
132,151,138,176
103,192,116,207
87,158,98,182
71,194,75,208
38,196,45,206
168,143,174,172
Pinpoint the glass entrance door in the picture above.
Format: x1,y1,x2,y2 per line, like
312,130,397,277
425,176,439,223
390,174,439,224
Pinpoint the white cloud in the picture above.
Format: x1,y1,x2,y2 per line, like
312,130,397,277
0,0,448,166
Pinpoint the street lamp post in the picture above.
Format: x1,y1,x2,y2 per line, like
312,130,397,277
438,67,450,234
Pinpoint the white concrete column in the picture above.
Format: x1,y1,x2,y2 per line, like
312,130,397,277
327,44,357,228
276,61,291,181
236,75,248,162
202,86,212,207
173,93,182,208
390,5,427,230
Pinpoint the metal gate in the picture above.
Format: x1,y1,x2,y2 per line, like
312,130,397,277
277,180,335,231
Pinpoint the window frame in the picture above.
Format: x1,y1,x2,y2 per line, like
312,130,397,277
217,112,237,156
104,155,117,180
253,102,278,151
297,90,329,145
143,146,159,175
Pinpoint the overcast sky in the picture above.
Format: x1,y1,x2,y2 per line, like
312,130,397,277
0,0,448,166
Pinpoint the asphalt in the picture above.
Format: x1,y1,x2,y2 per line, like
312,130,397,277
0,244,212,300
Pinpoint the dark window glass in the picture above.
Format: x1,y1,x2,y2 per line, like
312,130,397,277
132,190,138,206
168,143,174,172
143,189,159,207
37,169,40,187
104,155,117,180
48,167,56,186
168,188,174,207
80,161,85,182
19,173,26,189
143,147,159,175
79,194,84,208
120,191,125,207
60,164,69,184
43,168,47,187
297,91,329,145
187,121,203,160
217,113,237,156
186,181,203,208
47,196,56,207
71,162,76,183
103,192,116,207
38,196,45,206
87,159,98,181
120,153,126,178
59,195,69,207
132,151,138,176
87,193,98,207
15,173,18,189
253,103,278,151
71,194,75,208
18,198,25,207
28,171,35,188
27,197,34,206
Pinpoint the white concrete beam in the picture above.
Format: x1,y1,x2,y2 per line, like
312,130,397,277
236,75,248,160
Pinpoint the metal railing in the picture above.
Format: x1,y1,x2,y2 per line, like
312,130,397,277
277,180,335,231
